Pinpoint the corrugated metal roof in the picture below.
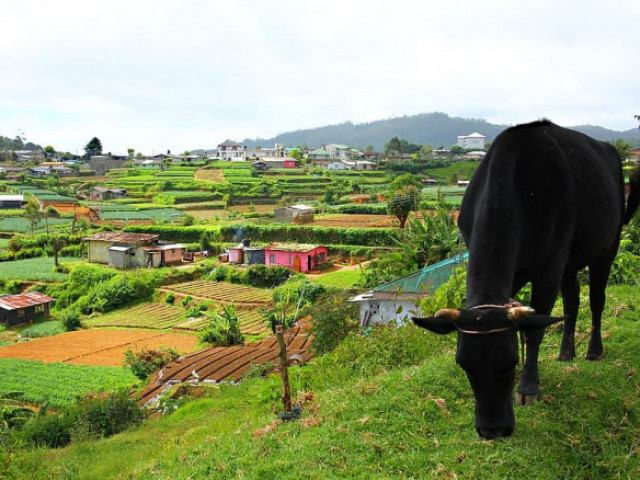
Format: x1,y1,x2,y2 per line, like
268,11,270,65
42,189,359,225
83,232,159,244
108,245,134,252
264,242,321,253
0,292,56,311
374,252,468,295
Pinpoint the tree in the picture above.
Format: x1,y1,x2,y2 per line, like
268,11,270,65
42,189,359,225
384,136,403,158
612,138,633,161
23,197,42,235
127,148,135,160
44,145,56,155
389,172,421,191
84,137,103,159
387,185,421,229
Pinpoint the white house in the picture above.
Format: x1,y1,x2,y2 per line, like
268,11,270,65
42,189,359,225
217,140,245,161
457,132,486,150
350,253,468,327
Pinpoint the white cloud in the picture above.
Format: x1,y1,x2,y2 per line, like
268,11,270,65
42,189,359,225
0,0,638,152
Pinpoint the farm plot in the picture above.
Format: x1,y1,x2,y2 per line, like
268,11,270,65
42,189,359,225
173,306,267,336
0,358,137,407
161,280,272,306
0,329,199,366
86,302,270,337
308,214,398,228
86,303,185,330
138,321,313,405
0,256,78,282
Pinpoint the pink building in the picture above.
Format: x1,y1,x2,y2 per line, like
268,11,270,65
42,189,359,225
264,243,328,273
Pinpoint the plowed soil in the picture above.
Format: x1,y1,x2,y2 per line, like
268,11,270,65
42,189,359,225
0,330,199,366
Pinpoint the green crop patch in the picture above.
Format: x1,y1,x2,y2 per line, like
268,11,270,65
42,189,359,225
0,358,137,407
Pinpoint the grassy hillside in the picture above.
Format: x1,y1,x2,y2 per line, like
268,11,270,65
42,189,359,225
10,285,640,479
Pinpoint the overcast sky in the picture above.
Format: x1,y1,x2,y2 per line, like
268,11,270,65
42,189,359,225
1,0,638,154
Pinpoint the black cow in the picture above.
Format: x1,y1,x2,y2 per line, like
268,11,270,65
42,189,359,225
413,120,640,439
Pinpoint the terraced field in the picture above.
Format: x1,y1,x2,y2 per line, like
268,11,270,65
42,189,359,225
86,301,270,337
160,280,272,306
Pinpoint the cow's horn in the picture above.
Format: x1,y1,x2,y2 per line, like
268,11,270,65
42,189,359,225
508,306,535,321
434,309,460,322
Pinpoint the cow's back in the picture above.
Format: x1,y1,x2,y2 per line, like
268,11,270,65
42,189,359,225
458,121,624,305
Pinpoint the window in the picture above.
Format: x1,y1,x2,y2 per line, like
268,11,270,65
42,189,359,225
269,254,276,263
318,252,326,262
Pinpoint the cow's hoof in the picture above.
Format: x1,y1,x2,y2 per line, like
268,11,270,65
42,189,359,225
586,352,603,361
557,352,574,362
515,393,537,406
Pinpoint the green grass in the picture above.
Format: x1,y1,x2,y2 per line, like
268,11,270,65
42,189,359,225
0,256,77,282
0,358,137,407
12,284,640,478
310,267,363,289
18,320,65,339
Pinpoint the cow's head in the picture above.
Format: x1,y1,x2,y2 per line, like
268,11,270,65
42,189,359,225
413,306,561,439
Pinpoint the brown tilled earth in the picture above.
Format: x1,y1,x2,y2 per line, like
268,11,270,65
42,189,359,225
0,330,199,366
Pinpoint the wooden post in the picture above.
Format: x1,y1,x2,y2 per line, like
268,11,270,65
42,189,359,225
275,324,292,413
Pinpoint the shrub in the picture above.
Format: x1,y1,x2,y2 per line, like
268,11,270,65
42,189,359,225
19,390,144,448
309,292,360,355
199,302,243,346
181,295,193,307
165,292,175,304
124,347,180,380
59,308,82,331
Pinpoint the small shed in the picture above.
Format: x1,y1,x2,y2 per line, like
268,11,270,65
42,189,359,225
0,292,56,326
245,247,266,265
228,239,252,264
350,252,468,327
274,205,314,224
0,194,24,209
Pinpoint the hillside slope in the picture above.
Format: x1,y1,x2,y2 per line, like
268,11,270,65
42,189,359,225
14,285,640,479
226,112,640,151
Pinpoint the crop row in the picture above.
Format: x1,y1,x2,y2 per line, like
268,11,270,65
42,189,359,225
164,280,272,304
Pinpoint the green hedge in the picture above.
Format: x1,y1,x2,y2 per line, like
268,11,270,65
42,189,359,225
123,223,399,246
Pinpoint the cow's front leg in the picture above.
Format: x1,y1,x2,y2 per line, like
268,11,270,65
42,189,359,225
516,327,544,405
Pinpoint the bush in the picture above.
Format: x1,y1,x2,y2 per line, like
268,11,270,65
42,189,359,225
309,292,360,355
124,347,180,380
199,302,243,346
19,390,144,448
59,308,82,331
165,292,175,304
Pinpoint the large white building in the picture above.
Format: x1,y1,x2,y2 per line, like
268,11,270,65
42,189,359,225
457,132,486,149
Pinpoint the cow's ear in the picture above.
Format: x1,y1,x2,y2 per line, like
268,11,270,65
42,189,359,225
517,315,564,332
412,316,457,334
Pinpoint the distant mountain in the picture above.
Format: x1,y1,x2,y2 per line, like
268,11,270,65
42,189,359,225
234,112,640,151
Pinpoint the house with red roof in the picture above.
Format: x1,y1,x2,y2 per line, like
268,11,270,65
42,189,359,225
0,292,56,326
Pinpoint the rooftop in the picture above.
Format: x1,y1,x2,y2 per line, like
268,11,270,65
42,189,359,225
0,292,56,311
83,232,159,244
265,242,322,253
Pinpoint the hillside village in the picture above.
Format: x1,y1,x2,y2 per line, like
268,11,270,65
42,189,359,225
0,126,639,477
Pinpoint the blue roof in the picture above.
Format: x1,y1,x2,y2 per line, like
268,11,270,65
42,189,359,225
374,252,468,294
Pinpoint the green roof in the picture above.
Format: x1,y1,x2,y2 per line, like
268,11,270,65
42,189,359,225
309,148,330,155
374,252,468,294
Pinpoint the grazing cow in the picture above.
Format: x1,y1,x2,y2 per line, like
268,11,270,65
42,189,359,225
413,120,640,439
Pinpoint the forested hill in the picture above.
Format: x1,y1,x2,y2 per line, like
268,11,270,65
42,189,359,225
241,112,640,150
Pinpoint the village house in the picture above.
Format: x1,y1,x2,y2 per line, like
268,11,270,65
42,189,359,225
83,231,186,269
264,243,328,273
350,252,468,327
217,140,245,161
90,154,127,175
0,292,56,326
457,132,486,150
90,186,128,201
251,158,298,170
